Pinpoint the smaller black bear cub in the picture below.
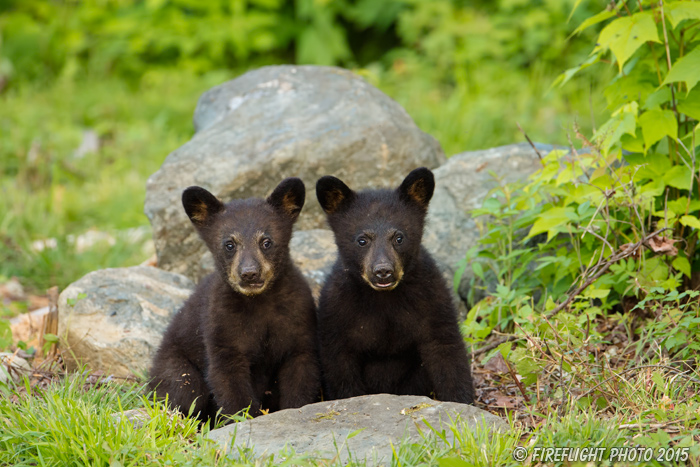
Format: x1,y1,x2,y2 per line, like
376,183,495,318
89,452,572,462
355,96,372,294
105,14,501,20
316,168,475,404
149,178,320,423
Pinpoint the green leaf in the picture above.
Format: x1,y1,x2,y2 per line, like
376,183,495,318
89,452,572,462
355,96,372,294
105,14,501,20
665,2,700,29
596,12,660,72
628,152,672,178
639,109,678,148
42,333,59,343
596,104,637,151
66,292,87,307
346,428,366,439
472,262,485,281
497,341,512,360
664,165,692,190
644,87,672,110
453,257,468,293
574,9,616,35
583,287,611,299
662,47,700,93
680,214,700,229
527,207,574,240
678,88,700,120
651,370,665,390
552,54,602,89
667,198,700,215
621,132,645,153
513,352,543,386
606,74,656,110
672,256,691,278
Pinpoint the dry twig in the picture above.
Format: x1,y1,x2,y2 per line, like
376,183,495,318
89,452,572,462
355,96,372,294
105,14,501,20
517,122,544,162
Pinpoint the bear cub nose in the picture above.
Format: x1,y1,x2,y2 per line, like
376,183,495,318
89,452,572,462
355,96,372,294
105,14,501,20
240,267,261,282
373,263,394,280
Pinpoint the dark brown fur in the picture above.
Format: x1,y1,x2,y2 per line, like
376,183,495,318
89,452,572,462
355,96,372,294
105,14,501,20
315,168,475,403
149,178,321,423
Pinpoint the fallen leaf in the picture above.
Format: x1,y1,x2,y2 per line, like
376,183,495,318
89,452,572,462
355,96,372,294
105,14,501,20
647,235,678,256
619,243,641,259
491,392,520,408
484,352,510,374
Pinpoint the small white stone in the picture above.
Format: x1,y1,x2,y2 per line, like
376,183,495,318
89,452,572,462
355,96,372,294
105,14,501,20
0,353,32,384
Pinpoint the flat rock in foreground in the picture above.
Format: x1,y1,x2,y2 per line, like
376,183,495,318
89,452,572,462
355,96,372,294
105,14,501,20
208,394,506,464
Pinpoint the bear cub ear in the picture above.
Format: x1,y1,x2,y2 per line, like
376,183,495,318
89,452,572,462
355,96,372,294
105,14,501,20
182,186,225,227
316,176,356,215
267,177,306,222
398,167,435,211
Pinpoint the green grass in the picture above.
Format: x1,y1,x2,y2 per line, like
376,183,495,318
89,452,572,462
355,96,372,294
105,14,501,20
0,69,234,291
0,372,518,466
1,370,697,466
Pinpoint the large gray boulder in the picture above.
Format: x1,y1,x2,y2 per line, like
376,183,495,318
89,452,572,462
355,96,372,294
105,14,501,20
145,65,445,282
58,266,194,378
208,394,506,463
424,143,553,301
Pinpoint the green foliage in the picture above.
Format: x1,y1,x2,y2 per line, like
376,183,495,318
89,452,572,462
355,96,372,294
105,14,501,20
0,319,12,350
0,70,230,291
635,288,700,359
463,0,700,335
66,292,87,307
0,0,600,85
458,7,700,449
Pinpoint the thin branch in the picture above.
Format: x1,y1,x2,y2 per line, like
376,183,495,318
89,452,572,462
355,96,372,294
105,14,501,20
659,1,680,121
517,122,544,162
473,335,521,357
504,357,531,403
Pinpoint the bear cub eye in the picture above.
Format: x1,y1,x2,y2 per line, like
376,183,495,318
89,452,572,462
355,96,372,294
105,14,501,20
357,237,368,247
395,234,404,245
261,238,273,250
225,241,235,251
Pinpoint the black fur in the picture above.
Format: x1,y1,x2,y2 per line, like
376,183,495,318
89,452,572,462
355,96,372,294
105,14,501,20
316,168,475,403
149,178,320,423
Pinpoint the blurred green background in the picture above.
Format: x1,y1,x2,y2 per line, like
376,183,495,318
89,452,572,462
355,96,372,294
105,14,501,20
0,0,608,293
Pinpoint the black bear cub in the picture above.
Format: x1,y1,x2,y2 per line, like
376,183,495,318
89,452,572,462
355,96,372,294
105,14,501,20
149,178,320,423
316,168,475,404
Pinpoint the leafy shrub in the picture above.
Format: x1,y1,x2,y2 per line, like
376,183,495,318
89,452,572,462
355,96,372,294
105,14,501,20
0,0,600,85
463,0,700,339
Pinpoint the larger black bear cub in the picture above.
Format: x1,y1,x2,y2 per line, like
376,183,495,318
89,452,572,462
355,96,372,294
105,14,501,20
149,178,321,422
316,168,475,404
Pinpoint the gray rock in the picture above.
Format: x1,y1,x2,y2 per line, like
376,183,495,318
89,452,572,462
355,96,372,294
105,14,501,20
111,408,152,430
0,352,32,385
208,394,506,464
424,143,553,302
290,229,337,302
110,408,180,430
145,65,445,282
58,266,194,378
